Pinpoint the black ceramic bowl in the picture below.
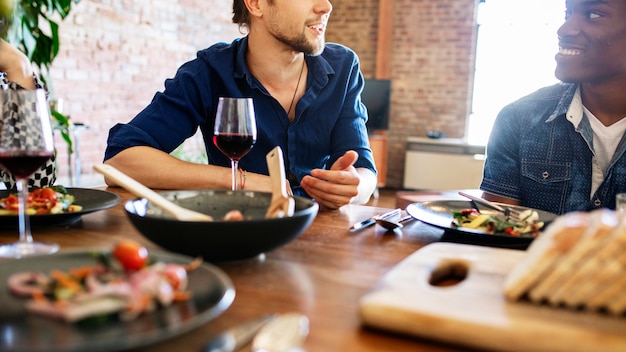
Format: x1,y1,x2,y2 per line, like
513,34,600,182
125,190,318,262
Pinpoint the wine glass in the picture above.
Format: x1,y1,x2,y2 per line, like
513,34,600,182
213,97,257,191
0,89,59,258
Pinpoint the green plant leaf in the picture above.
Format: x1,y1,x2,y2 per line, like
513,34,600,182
59,129,73,154
19,17,36,59
51,109,73,154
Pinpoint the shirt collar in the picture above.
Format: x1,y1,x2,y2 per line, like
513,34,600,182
233,36,252,83
233,36,336,91
565,85,583,128
546,83,578,123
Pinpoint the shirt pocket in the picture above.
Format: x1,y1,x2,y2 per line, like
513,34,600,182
520,160,571,214
521,160,571,184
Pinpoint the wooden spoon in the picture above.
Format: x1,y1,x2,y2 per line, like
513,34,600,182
264,147,295,218
93,163,214,222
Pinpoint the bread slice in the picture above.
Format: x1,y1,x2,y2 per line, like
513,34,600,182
584,252,626,312
503,211,591,301
539,209,620,306
606,286,626,315
560,215,626,308
528,209,619,303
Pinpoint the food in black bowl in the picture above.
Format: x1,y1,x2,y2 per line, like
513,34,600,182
125,190,318,261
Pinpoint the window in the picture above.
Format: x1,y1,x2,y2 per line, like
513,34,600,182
466,0,566,145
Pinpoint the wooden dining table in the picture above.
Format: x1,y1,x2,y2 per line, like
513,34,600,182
0,187,462,352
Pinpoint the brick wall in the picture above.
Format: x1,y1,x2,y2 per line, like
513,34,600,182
50,0,240,184
50,0,477,189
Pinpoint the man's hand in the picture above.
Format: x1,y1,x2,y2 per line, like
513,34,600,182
300,150,361,210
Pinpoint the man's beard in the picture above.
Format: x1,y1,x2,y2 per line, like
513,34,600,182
275,31,325,56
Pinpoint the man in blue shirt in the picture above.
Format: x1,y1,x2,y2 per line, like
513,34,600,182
480,0,626,214
104,0,377,210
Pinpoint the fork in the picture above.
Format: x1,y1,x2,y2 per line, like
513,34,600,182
457,191,522,222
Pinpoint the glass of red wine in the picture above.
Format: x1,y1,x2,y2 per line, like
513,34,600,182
213,97,257,191
0,89,59,258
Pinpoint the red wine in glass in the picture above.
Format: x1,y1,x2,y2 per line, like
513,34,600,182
213,97,257,191
0,89,59,258
213,133,255,161
0,151,54,179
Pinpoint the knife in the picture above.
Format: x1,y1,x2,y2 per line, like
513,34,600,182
350,208,401,232
204,314,276,352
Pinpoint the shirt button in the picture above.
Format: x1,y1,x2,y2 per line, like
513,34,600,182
594,199,602,207
542,171,549,179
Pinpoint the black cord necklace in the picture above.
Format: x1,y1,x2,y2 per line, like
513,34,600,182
287,59,305,117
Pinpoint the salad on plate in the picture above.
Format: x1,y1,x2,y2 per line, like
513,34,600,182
452,208,544,237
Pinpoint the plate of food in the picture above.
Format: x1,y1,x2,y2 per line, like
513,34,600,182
0,242,235,352
0,186,121,226
406,200,558,249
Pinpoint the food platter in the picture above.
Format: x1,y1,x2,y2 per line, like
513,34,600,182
0,249,235,352
0,188,120,227
406,200,558,250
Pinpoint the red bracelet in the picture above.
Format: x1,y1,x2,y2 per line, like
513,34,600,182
239,168,246,190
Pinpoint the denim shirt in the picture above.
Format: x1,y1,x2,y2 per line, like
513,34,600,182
480,83,626,215
104,37,376,197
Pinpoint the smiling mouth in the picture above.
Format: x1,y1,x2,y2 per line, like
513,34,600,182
558,47,583,56
307,23,326,35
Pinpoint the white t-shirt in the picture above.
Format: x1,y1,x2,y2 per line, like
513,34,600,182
566,87,626,197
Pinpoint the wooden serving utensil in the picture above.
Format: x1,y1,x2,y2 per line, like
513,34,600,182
93,163,214,222
265,146,295,218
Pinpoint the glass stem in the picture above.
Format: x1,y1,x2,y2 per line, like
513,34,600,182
231,160,239,191
16,178,33,243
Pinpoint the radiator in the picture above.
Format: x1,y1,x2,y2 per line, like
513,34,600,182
403,137,486,190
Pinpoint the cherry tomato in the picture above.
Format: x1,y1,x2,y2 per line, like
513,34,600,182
112,239,149,271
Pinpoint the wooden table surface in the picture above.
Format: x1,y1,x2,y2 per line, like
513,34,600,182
0,187,462,352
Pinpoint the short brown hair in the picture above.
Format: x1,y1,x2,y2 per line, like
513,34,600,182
232,0,275,32
232,0,250,31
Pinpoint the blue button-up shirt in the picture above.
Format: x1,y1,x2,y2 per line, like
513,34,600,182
105,37,376,197
480,83,626,215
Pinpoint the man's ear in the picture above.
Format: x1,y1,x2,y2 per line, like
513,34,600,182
244,0,263,17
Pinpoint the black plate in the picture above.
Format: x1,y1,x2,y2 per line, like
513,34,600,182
406,200,558,250
0,249,235,352
0,188,121,227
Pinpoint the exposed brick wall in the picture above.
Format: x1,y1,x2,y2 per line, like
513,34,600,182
50,0,240,184
50,0,477,189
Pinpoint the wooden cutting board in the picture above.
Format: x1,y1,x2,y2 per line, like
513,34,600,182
359,243,626,352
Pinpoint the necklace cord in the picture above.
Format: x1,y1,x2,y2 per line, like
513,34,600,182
287,59,305,117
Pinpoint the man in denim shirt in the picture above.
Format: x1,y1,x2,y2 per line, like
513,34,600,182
481,0,626,215
104,0,377,210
